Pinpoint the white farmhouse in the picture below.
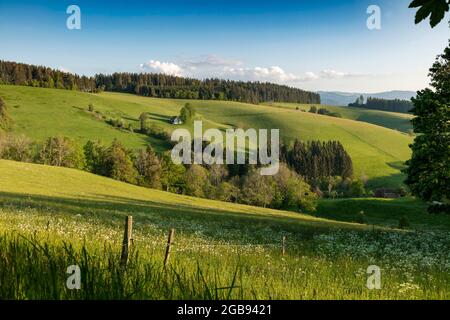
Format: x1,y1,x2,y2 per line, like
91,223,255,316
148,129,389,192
171,117,183,125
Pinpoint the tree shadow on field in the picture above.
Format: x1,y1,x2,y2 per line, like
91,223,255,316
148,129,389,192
387,161,407,171
366,172,407,190
0,191,364,244
145,112,173,124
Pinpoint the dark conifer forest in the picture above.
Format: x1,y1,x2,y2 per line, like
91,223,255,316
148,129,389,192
349,95,413,113
0,60,320,104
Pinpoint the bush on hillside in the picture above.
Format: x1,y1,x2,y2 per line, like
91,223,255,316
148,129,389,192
38,136,85,169
135,146,162,189
0,96,12,131
0,133,34,162
309,106,317,113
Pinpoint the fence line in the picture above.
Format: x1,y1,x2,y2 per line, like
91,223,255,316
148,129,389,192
119,216,290,266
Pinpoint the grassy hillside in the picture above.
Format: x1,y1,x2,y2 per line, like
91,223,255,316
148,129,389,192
0,159,363,233
263,102,414,133
0,159,449,299
0,85,413,188
316,198,450,232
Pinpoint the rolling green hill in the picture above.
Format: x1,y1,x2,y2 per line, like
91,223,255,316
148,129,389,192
316,198,450,232
0,159,440,233
263,102,414,133
0,85,413,188
0,159,363,232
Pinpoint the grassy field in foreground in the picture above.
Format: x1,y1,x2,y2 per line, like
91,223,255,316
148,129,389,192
0,85,413,188
0,160,449,300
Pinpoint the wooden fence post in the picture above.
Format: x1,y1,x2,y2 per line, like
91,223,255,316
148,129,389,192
121,216,133,266
282,236,286,256
164,229,175,269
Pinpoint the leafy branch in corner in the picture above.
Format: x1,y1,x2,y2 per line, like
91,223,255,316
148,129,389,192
409,0,450,27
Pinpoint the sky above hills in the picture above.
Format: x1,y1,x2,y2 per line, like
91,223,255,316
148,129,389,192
0,0,448,93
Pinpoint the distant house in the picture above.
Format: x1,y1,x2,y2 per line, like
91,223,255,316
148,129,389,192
374,188,400,199
171,117,183,125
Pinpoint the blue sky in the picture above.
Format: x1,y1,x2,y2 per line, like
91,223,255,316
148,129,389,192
0,0,448,92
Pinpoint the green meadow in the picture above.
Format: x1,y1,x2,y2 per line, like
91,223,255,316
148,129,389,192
3,85,443,300
1,160,449,300
0,85,413,188
263,102,414,134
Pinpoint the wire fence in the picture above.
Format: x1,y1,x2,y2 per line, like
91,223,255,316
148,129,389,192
118,216,290,267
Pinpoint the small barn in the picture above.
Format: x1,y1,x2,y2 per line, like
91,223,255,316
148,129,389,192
374,188,400,199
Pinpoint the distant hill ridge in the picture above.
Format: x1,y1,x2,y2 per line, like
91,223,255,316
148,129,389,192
319,90,416,106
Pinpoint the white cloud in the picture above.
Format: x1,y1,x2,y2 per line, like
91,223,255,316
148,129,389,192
58,66,73,74
138,56,368,86
222,67,364,83
300,72,320,81
139,60,183,76
319,69,365,79
224,66,299,83
182,54,242,70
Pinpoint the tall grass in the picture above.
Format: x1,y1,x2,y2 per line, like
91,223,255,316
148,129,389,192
1,224,449,300
0,232,247,300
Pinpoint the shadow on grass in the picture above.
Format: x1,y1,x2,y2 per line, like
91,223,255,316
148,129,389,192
315,197,450,232
366,172,406,189
0,191,365,244
145,112,173,124
387,161,407,171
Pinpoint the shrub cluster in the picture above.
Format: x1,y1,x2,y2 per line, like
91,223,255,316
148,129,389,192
0,133,318,212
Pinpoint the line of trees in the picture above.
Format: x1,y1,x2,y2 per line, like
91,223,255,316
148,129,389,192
0,61,97,92
95,73,321,104
0,130,368,209
0,133,319,211
0,60,321,104
349,95,413,113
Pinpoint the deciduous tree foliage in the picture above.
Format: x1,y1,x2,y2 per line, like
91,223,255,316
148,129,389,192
38,136,85,169
135,146,162,189
184,165,210,198
0,133,33,162
0,96,12,131
160,153,186,193
179,103,196,123
405,41,450,206
409,0,450,27
104,139,137,184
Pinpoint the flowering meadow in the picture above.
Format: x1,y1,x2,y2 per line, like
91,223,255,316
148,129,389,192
0,160,449,299
1,205,449,299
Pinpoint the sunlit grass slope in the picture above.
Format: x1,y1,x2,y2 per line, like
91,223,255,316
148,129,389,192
263,102,414,133
316,198,450,232
100,92,414,188
1,85,413,187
